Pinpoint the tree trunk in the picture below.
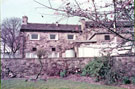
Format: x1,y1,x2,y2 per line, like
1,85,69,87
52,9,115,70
35,58,43,80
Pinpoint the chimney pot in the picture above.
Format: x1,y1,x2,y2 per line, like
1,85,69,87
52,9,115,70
56,21,59,26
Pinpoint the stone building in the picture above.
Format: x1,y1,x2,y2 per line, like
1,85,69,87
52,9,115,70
21,16,84,58
77,21,134,57
20,16,134,58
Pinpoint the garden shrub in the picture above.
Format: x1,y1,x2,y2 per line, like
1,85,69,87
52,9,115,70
131,76,135,84
67,67,82,75
81,55,130,85
81,57,104,77
122,76,131,84
81,56,114,79
60,70,67,78
60,67,81,78
81,70,87,76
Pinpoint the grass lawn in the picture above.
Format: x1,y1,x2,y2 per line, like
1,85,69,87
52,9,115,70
1,78,126,89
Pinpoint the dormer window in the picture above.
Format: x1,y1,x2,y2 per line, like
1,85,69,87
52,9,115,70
49,34,58,40
30,34,40,40
104,35,110,40
67,34,75,40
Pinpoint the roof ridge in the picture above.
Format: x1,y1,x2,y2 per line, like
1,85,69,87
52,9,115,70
26,23,81,26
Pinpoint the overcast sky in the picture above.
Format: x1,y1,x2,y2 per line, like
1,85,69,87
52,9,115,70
1,0,80,24
1,0,113,24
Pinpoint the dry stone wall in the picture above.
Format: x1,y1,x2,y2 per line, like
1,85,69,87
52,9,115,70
1,58,92,79
1,56,135,79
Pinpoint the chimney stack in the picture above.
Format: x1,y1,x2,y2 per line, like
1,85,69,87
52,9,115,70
22,16,28,25
56,21,59,26
80,19,86,32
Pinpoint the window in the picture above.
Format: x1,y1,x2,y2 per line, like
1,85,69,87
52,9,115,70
67,34,75,40
49,34,58,40
50,34,56,39
32,47,37,51
52,48,56,51
30,34,40,40
104,35,110,40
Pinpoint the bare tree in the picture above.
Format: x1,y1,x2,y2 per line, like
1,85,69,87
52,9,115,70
33,0,134,55
33,0,134,39
36,48,47,80
1,17,22,57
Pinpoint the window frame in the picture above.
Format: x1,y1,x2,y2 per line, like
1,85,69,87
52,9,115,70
49,34,58,40
30,33,40,40
104,35,110,40
67,34,75,40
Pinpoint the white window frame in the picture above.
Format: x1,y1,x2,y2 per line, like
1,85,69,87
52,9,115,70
67,34,75,40
30,33,40,40
49,34,58,40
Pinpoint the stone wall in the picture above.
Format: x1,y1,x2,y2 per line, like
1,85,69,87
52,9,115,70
1,56,135,79
115,56,135,63
23,32,86,57
1,58,93,79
